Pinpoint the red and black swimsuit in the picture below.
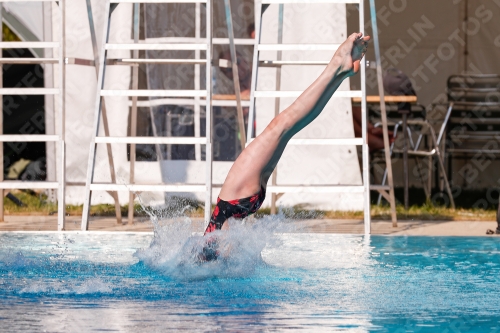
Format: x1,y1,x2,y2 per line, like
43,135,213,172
204,186,266,234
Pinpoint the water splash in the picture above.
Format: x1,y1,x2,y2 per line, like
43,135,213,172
135,200,293,280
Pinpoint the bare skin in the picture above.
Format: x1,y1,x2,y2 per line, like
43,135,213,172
217,33,370,228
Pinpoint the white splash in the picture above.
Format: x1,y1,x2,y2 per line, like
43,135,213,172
135,213,292,280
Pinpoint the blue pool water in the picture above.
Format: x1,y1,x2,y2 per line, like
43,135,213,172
1,220,499,332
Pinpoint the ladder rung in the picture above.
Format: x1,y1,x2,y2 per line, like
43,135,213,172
0,42,59,48
263,0,359,3
144,37,253,45
131,98,196,107
111,0,206,2
95,137,206,144
248,138,363,146
0,58,59,64
0,181,59,190
90,184,367,194
129,98,250,108
254,90,361,98
260,60,330,67
1,0,55,1
266,185,364,193
258,44,340,51
101,90,207,97
105,43,207,51
90,183,207,192
0,88,59,95
107,58,206,65
289,138,363,145
0,135,59,142
213,38,255,45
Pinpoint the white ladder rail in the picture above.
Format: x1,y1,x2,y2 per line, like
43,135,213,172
128,2,140,224
223,0,246,151
248,0,373,233
81,0,214,230
268,3,284,215
83,0,124,224
81,0,113,231
193,1,202,161
0,0,66,230
359,0,370,234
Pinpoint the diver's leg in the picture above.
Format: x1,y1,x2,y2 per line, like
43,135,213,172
218,33,370,200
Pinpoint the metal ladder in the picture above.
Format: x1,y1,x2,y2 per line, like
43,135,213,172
81,0,213,230
248,0,396,233
0,0,66,230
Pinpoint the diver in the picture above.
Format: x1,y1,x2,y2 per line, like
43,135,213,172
201,33,370,260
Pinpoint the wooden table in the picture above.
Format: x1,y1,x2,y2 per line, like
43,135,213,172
212,94,250,101
352,95,417,104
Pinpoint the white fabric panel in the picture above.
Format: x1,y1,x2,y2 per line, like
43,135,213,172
257,3,363,210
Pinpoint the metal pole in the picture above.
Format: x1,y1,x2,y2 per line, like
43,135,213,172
369,0,397,227
224,0,246,150
57,0,66,230
82,0,112,231
194,1,201,161
204,0,213,225
247,0,263,143
361,0,371,234
43,1,57,204
270,4,284,215
429,126,455,209
58,141,65,230
85,0,122,224
128,2,140,224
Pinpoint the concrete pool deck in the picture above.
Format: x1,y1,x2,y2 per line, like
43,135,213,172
0,215,497,236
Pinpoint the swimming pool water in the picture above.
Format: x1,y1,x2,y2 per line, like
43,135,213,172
1,226,499,332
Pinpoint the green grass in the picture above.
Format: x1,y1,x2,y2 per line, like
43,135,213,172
347,203,496,221
3,191,204,217
2,190,496,221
